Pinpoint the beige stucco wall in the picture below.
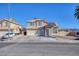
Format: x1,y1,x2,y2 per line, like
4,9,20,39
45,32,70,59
42,22,47,27
57,31,69,36
26,20,48,30
49,28,54,36
52,31,69,36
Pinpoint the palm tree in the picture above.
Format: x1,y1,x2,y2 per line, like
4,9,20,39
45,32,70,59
74,6,79,19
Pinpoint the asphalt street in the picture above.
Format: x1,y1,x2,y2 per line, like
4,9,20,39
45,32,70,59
0,43,79,56
0,43,15,48
0,35,79,56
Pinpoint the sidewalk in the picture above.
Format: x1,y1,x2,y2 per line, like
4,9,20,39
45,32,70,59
51,35,77,40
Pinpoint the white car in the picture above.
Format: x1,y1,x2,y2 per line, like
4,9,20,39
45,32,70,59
1,33,15,41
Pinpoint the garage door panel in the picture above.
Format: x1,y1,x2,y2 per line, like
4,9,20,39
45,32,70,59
27,30,37,36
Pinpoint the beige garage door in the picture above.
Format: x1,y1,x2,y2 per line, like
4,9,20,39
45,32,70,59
27,30,37,36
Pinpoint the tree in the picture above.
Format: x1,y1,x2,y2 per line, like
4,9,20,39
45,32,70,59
74,6,79,19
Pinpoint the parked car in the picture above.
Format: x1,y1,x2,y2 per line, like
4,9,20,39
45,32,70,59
0,33,15,41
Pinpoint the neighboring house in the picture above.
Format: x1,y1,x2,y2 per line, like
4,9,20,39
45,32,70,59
56,29,70,36
66,29,79,37
0,18,22,36
26,18,58,36
53,28,79,37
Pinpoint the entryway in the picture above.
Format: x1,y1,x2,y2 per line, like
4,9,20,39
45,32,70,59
23,31,27,36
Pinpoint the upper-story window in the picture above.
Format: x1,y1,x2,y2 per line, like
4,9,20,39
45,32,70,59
27,22,35,27
27,23,30,27
31,22,35,26
38,21,42,26
5,22,9,27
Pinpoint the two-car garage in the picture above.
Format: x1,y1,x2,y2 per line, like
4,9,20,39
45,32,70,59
26,30,37,36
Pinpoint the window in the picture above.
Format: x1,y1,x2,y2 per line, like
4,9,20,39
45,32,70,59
5,22,9,27
28,22,35,26
27,23,30,27
31,22,35,26
76,32,79,35
38,21,42,26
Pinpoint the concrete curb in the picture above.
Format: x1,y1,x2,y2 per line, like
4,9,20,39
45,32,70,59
0,41,79,44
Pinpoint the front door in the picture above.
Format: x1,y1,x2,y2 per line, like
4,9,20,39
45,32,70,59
24,31,27,36
45,28,49,37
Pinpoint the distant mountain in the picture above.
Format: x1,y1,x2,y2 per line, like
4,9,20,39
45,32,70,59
69,29,79,32
58,28,79,32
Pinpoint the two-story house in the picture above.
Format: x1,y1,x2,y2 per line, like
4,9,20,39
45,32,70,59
0,18,22,36
26,18,58,36
26,18,48,36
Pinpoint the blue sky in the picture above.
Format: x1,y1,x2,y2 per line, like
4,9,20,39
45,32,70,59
0,3,79,29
